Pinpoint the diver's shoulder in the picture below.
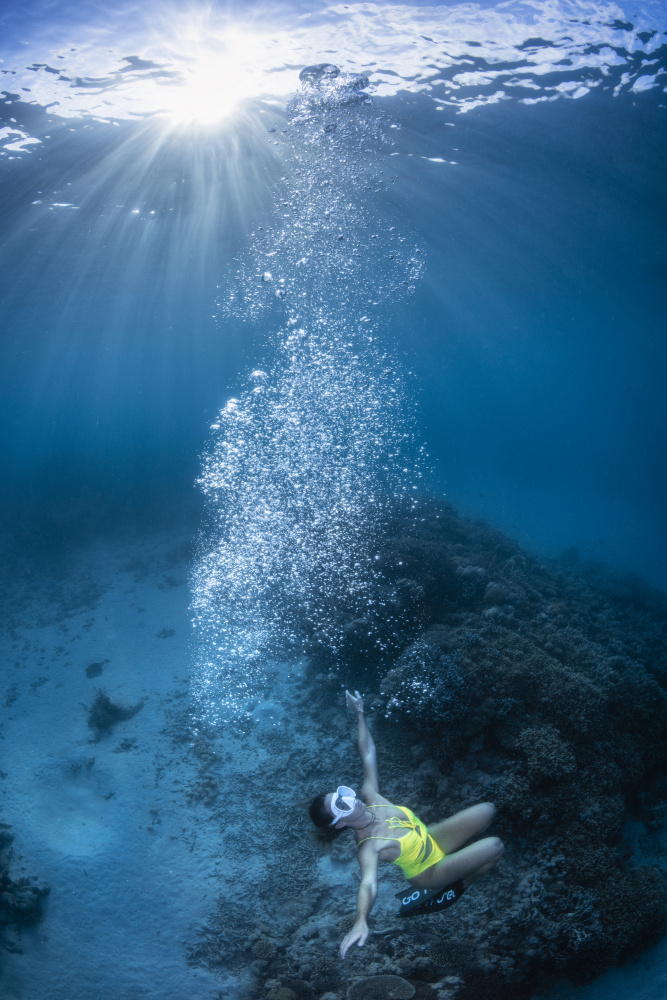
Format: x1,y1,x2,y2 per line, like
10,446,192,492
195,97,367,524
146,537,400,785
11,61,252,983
362,791,393,807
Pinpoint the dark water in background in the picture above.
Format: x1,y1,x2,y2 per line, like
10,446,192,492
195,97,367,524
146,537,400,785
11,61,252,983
1,0,665,585
402,89,667,584
1,1,667,997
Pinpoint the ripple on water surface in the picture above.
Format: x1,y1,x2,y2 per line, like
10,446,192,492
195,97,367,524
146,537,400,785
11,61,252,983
1,1,665,149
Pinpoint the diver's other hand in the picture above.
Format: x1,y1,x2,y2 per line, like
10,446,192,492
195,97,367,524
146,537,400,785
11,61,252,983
340,920,369,959
345,689,364,714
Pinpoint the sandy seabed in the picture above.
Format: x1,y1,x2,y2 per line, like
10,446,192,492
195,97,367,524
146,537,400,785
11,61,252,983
0,526,238,999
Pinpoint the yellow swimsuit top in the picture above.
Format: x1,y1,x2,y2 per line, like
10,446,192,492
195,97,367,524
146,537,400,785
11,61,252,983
357,804,446,879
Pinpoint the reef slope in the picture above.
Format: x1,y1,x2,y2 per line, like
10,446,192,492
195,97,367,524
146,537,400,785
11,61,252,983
217,500,667,1000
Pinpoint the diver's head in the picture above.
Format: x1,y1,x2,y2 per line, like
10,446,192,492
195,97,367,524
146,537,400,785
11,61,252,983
308,786,365,830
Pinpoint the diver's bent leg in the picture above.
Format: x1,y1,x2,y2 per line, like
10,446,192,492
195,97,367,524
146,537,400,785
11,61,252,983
409,836,504,891
428,802,497,854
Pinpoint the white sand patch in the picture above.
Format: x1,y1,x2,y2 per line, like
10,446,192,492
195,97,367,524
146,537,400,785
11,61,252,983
0,527,231,999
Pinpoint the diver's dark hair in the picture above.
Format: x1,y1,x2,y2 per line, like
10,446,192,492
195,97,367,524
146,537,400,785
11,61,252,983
308,793,345,840
308,793,331,828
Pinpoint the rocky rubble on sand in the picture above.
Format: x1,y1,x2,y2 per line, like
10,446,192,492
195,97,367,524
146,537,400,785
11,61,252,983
0,822,49,964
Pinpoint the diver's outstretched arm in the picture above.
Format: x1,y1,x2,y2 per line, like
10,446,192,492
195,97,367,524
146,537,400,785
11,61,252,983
340,841,378,959
346,689,379,797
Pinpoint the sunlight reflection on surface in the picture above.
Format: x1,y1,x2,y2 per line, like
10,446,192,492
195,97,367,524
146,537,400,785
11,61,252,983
157,27,269,125
1,0,665,149
2,5,295,128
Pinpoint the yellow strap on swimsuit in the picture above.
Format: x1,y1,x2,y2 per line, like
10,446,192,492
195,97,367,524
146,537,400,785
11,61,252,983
358,804,446,879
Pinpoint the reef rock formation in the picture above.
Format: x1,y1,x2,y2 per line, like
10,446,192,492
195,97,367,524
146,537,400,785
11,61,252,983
188,500,666,1000
348,974,416,999
301,500,667,998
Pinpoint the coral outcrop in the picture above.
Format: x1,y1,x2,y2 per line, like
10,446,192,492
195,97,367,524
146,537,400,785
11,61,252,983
348,974,415,999
299,500,667,997
189,499,667,1000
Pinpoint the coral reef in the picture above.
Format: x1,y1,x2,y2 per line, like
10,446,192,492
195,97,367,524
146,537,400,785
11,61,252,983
187,499,667,1000
294,499,667,998
348,975,416,999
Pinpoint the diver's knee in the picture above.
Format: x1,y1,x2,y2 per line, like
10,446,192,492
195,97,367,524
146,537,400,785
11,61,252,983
478,801,497,826
488,836,504,860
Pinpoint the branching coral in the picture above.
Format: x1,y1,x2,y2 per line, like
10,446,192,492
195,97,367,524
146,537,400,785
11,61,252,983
515,725,576,784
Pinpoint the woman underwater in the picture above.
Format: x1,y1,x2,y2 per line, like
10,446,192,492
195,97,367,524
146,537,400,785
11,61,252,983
309,690,504,959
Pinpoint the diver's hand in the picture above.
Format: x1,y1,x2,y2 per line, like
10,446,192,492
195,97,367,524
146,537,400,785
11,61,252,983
346,689,364,715
340,920,369,959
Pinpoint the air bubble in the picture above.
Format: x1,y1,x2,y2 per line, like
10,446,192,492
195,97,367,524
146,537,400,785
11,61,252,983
192,68,425,725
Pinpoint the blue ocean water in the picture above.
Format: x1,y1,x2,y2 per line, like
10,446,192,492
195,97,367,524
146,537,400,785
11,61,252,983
1,2,666,998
